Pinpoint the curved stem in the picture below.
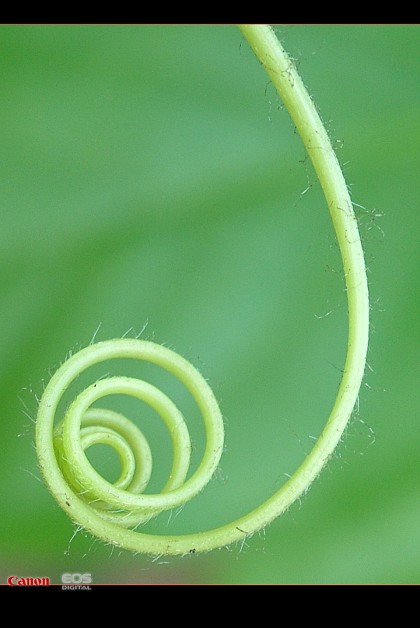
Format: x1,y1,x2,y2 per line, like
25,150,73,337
234,24,369,524
35,25,369,555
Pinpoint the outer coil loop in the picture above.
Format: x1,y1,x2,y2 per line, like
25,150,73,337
37,339,225,537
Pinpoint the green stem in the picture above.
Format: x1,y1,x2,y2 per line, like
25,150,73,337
35,25,369,555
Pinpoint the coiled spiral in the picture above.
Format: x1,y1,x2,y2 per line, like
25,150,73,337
36,339,229,555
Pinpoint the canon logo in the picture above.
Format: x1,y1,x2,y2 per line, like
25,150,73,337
8,576,50,586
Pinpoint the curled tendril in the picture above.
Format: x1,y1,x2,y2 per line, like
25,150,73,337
37,340,225,548
35,25,369,555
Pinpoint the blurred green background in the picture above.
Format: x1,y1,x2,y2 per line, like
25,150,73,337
0,24,419,585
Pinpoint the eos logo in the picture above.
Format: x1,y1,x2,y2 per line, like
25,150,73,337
61,573,92,585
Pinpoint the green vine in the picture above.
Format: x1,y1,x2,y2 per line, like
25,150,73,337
35,25,369,555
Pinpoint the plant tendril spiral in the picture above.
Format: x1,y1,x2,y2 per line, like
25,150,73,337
35,25,369,555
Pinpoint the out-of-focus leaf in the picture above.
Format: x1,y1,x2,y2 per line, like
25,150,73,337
0,25,418,584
